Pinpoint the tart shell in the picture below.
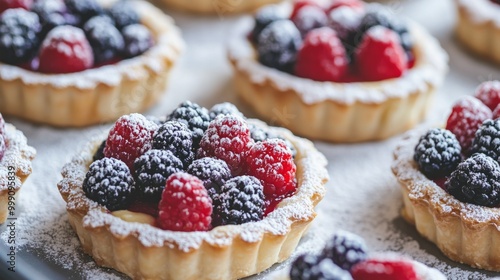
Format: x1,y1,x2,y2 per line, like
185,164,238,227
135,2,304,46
392,127,500,271
0,0,183,127
152,0,283,14
57,119,328,280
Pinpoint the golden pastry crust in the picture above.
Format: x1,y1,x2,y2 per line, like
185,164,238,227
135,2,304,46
392,127,500,271
153,0,283,14
57,119,328,280
0,0,183,127
0,124,36,223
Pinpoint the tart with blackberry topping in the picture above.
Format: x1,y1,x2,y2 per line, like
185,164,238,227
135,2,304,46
392,80,500,271
228,0,448,142
57,101,328,280
0,0,182,127
0,113,36,224
269,231,446,280
155,0,283,14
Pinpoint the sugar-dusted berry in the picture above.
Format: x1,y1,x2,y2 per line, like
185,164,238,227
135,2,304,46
321,230,368,271
290,254,353,280
186,157,231,200
351,258,418,280
108,1,139,30
167,101,211,148
474,80,500,111
0,8,41,64
0,0,33,13
121,23,153,58
152,121,194,167
209,102,244,120
84,15,124,63
291,5,327,36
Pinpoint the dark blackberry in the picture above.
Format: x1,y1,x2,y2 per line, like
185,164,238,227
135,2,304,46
446,153,500,207
321,230,368,271
0,9,41,64
251,4,286,43
257,19,302,73
414,128,462,179
152,121,195,167
166,101,211,148
328,7,363,61
108,1,139,30
65,0,103,22
31,0,67,35
215,176,265,226
290,254,353,280
134,149,183,201
291,5,328,36
82,157,135,211
209,102,244,120
84,15,124,63
471,119,500,163
92,140,106,162
187,157,231,200
121,23,153,58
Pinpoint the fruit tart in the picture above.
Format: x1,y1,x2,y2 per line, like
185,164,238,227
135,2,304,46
156,0,283,14
0,0,182,127
455,0,500,64
269,231,446,280
228,0,448,142
392,81,500,271
0,113,36,223
58,101,328,279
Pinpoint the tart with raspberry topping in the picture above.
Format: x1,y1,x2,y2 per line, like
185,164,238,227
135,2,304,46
0,0,182,127
57,101,328,279
228,0,448,142
156,0,283,14
0,113,36,223
392,81,500,271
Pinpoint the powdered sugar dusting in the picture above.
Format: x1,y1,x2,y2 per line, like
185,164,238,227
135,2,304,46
457,0,500,26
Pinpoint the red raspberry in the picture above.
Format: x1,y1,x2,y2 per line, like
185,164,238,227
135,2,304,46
157,172,212,232
290,0,320,19
197,115,253,175
295,27,348,82
351,259,418,280
474,80,500,111
446,96,492,153
326,0,364,13
0,0,32,13
38,25,94,73
246,139,297,199
104,113,158,171
355,26,407,81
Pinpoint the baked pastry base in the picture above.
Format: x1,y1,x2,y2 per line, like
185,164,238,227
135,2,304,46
58,119,328,280
155,0,283,14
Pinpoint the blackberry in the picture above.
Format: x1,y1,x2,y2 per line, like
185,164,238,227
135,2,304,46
292,5,328,36
166,101,211,148
471,119,500,163
321,230,368,271
186,157,231,200
83,157,135,211
92,140,106,162
414,128,462,179
251,4,286,43
0,9,41,64
257,19,302,73
290,254,353,280
329,7,363,61
134,149,183,201
65,0,103,22
121,23,153,58
215,176,265,225
84,15,124,63
152,121,195,167
31,0,67,35
108,1,139,30
446,153,500,207
209,102,244,120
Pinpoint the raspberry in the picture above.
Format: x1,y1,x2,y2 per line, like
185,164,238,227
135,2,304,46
295,27,348,82
215,176,265,226
351,259,418,280
108,1,139,30
413,128,462,179
209,102,244,120
245,139,296,199
251,4,286,42
471,119,500,163
198,115,253,175
121,24,153,58
445,96,492,153
167,101,211,148
0,0,32,13
290,0,320,20
249,123,297,158
474,80,500,111
291,5,327,36
257,19,302,73
83,157,135,211
0,8,41,64
355,26,407,81
152,121,194,167
83,15,124,63
321,230,368,271
92,140,106,162
290,254,353,280
104,113,158,171
327,0,364,13
446,153,500,207
38,25,94,73
64,0,102,22
186,157,231,200
157,172,212,232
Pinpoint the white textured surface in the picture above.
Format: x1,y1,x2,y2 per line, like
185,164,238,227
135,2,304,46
1,0,500,279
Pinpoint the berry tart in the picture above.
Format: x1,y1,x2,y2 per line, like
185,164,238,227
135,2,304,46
455,0,500,64
392,81,500,271
0,113,36,223
57,101,328,279
268,231,446,280
228,0,448,142
155,0,283,14
0,0,182,127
